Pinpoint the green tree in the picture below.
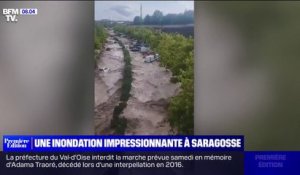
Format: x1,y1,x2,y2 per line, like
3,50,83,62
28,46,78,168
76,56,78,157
133,16,142,25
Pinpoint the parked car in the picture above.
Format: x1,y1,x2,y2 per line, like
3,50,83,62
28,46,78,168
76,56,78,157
99,67,110,72
130,47,140,52
144,54,160,63
140,46,150,53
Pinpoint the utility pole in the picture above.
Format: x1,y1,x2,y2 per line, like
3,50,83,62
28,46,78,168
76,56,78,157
140,4,143,24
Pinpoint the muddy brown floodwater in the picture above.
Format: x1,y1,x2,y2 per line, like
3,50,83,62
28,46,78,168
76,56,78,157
95,30,180,135
95,30,124,134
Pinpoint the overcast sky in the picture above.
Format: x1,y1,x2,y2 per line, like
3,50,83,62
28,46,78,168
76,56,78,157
95,1,194,21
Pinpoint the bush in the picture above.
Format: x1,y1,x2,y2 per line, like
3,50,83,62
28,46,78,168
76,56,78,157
95,25,107,50
110,38,133,134
118,40,133,102
170,76,179,83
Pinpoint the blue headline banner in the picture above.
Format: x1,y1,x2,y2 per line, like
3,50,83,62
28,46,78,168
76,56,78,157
3,135,243,152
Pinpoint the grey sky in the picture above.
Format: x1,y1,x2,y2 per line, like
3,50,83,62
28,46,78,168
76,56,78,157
95,1,194,21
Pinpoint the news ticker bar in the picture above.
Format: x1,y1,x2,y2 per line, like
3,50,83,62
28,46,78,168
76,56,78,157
3,135,244,152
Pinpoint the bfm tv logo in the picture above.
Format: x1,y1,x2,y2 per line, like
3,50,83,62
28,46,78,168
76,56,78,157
2,8,38,22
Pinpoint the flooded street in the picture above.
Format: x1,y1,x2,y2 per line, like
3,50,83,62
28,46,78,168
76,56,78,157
95,31,124,134
119,37,180,135
95,30,180,135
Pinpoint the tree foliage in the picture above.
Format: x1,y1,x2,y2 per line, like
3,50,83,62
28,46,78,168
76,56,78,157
95,25,107,49
114,25,194,134
134,10,194,25
133,16,142,25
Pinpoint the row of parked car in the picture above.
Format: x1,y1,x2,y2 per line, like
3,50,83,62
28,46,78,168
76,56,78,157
129,40,160,63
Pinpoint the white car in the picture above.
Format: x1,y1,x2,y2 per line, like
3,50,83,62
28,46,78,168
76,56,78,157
99,67,110,72
140,46,150,53
144,54,159,63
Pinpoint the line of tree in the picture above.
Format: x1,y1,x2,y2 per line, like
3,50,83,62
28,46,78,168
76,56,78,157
94,25,107,66
114,25,194,134
110,38,132,134
94,25,107,50
133,10,194,25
